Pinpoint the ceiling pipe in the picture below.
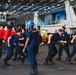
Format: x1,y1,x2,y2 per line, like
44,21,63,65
0,0,5,7
6,0,15,9
11,0,24,10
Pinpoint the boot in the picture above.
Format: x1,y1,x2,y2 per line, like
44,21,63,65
12,58,16,61
56,57,61,61
35,67,38,74
21,56,26,64
0,55,1,59
4,59,10,66
49,60,54,65
29,68,36,75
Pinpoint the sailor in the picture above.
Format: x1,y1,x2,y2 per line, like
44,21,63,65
4,28,22,66
44,30,60,65
56,27,70,61
23,20,40,75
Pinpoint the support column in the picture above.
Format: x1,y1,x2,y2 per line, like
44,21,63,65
65,0,71,23
33,11,38,29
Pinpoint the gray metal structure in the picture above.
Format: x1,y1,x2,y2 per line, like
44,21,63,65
0,0,76,17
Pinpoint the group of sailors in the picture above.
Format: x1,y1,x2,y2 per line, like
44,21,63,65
44,26,76,65
0,20,76,75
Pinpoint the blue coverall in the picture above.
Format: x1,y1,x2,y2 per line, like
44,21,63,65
4,34,18,65
46,33,60,63
69,42,76,59
58,31,70,59
27,28,39,72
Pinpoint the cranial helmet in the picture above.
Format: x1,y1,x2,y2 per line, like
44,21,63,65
27,20,34,26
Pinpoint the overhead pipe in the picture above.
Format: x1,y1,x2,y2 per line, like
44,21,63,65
11,0,24,10
0,0,5,7
6,0,15,9
39,6,64,15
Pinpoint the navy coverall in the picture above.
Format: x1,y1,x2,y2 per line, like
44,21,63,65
69,42,76,60
4,34,18,65
46,33,60,63
26,28,39,72
58,31,70,60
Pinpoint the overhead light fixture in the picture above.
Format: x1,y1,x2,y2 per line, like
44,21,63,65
52,6,55,8
23,8,26,10
6,3,8,5
32,4,34,6
14,10,16,12
48,7,51,9
57,4,60,6
44,9,47,10
8,0,11,2
48,11,50,13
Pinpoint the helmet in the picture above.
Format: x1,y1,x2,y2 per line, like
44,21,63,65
27,20,34,26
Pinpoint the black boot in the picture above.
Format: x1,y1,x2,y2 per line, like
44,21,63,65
35,67,38,74
12,58,16,61
49,60,54,65
4,59,10,66
29,68,36,75
56,57,61,61
0,55,1,59
21,56,26,64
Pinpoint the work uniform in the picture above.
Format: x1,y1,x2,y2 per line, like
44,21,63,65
0,29,3,58
26,28,40,74
68,37,76,61
3,29,10,54
4,34,18,65
17,33,26,63
58,31,70,60
45,33,60,64
13,33,26,61
10,29,17,36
